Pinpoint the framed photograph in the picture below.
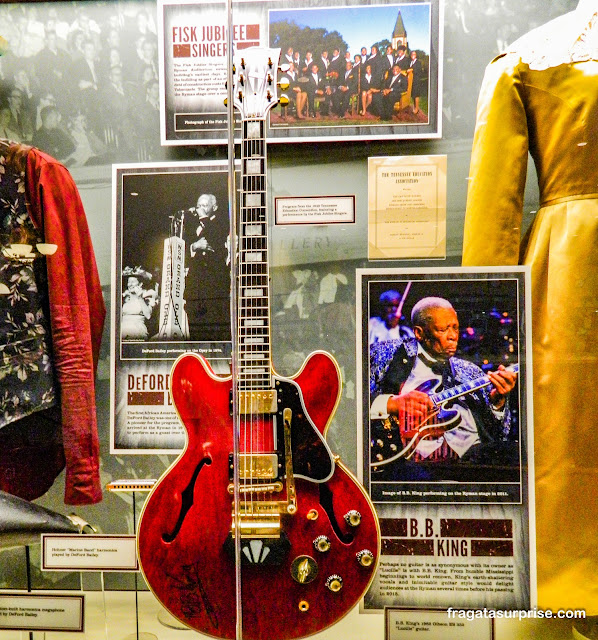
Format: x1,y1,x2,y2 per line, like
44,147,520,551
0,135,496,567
159,0,443,144
357,268,535,612
110,161,235,453
359,268,530,504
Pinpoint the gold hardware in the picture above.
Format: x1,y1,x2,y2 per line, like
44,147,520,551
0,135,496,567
237,453,278,480
325,575,343,592
279,95,290,106
344,510,361,527
278,78,290,91
306,509,319,521
231,503,281,538
291,556,318,584
356,549,374,567
233,516,281,538
313,535,331,553
298,600,309,612
227,482,283,495
283,408,297,514
238,390,278,414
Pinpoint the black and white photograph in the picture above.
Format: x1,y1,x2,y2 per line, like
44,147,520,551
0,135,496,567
0,1,165,164
111,162,234,453
358,268,532,505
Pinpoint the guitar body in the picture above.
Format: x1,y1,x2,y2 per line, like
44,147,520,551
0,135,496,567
371,378,462,468
401,378,461,439
138,351,380,640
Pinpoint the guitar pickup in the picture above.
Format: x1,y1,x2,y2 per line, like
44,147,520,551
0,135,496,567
228,453,282,481
230,390,278,414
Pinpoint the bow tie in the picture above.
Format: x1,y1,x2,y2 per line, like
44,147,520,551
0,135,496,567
418,353,453,383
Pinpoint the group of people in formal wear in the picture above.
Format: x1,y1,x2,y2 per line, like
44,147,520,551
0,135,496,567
280,43,425,121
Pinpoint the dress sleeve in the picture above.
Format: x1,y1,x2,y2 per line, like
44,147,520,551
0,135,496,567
462,54,529,266
26,149,105,505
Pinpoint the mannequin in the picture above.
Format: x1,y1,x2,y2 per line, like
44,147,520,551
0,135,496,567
463,0,598,614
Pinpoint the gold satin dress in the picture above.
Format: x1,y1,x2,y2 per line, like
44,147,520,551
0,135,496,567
463,50,598,612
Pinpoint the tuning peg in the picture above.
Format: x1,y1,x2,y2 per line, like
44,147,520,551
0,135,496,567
239,75,244,86
241,58,245,69
266,91,272,102
278,78,290,91
224,81,227,89
223,97,228,106
279,94,290,106
267,74,273,85
279,63,290,73
238,91,243,101
268,57,273,68
232,64,236,74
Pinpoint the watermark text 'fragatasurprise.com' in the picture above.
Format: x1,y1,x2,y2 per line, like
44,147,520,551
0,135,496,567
447,608,586,621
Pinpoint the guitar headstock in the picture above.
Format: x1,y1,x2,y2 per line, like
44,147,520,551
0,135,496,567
231,47,283,119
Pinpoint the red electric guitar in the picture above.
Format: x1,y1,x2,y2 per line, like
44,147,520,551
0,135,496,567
137,47,380,640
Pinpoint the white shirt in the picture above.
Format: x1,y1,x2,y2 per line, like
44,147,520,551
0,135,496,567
368,317,401,344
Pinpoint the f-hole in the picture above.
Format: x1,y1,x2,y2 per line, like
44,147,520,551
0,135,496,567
162,458,211,543
319,484,354,544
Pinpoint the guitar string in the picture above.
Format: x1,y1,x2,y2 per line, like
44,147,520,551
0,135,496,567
243,111,275,514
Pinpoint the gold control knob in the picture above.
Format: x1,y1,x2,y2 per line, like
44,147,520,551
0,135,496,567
344,510,361,527
356,549,374,567
313,535,331,553
306,509,319,521
325,575,343,592
291,556,318,584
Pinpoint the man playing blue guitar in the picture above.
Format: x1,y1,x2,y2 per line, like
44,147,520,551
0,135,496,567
370,297,519,481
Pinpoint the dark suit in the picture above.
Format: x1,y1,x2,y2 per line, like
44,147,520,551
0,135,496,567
366,53,383,83
70,57,102,135
395,54,411,71
331,68,356,116
305,71,328,116
381,54,394,80
410,58,424,98
371,71,407,120
327,55,344,84
360,72,379,93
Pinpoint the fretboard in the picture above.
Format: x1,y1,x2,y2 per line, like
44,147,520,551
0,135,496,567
238,118,271,391
430,364,519,406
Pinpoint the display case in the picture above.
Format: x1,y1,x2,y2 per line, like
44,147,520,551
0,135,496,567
0,1,594,639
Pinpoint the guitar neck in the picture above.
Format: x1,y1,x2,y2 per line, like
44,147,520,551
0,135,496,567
430,364,519,406
238,118,272,391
